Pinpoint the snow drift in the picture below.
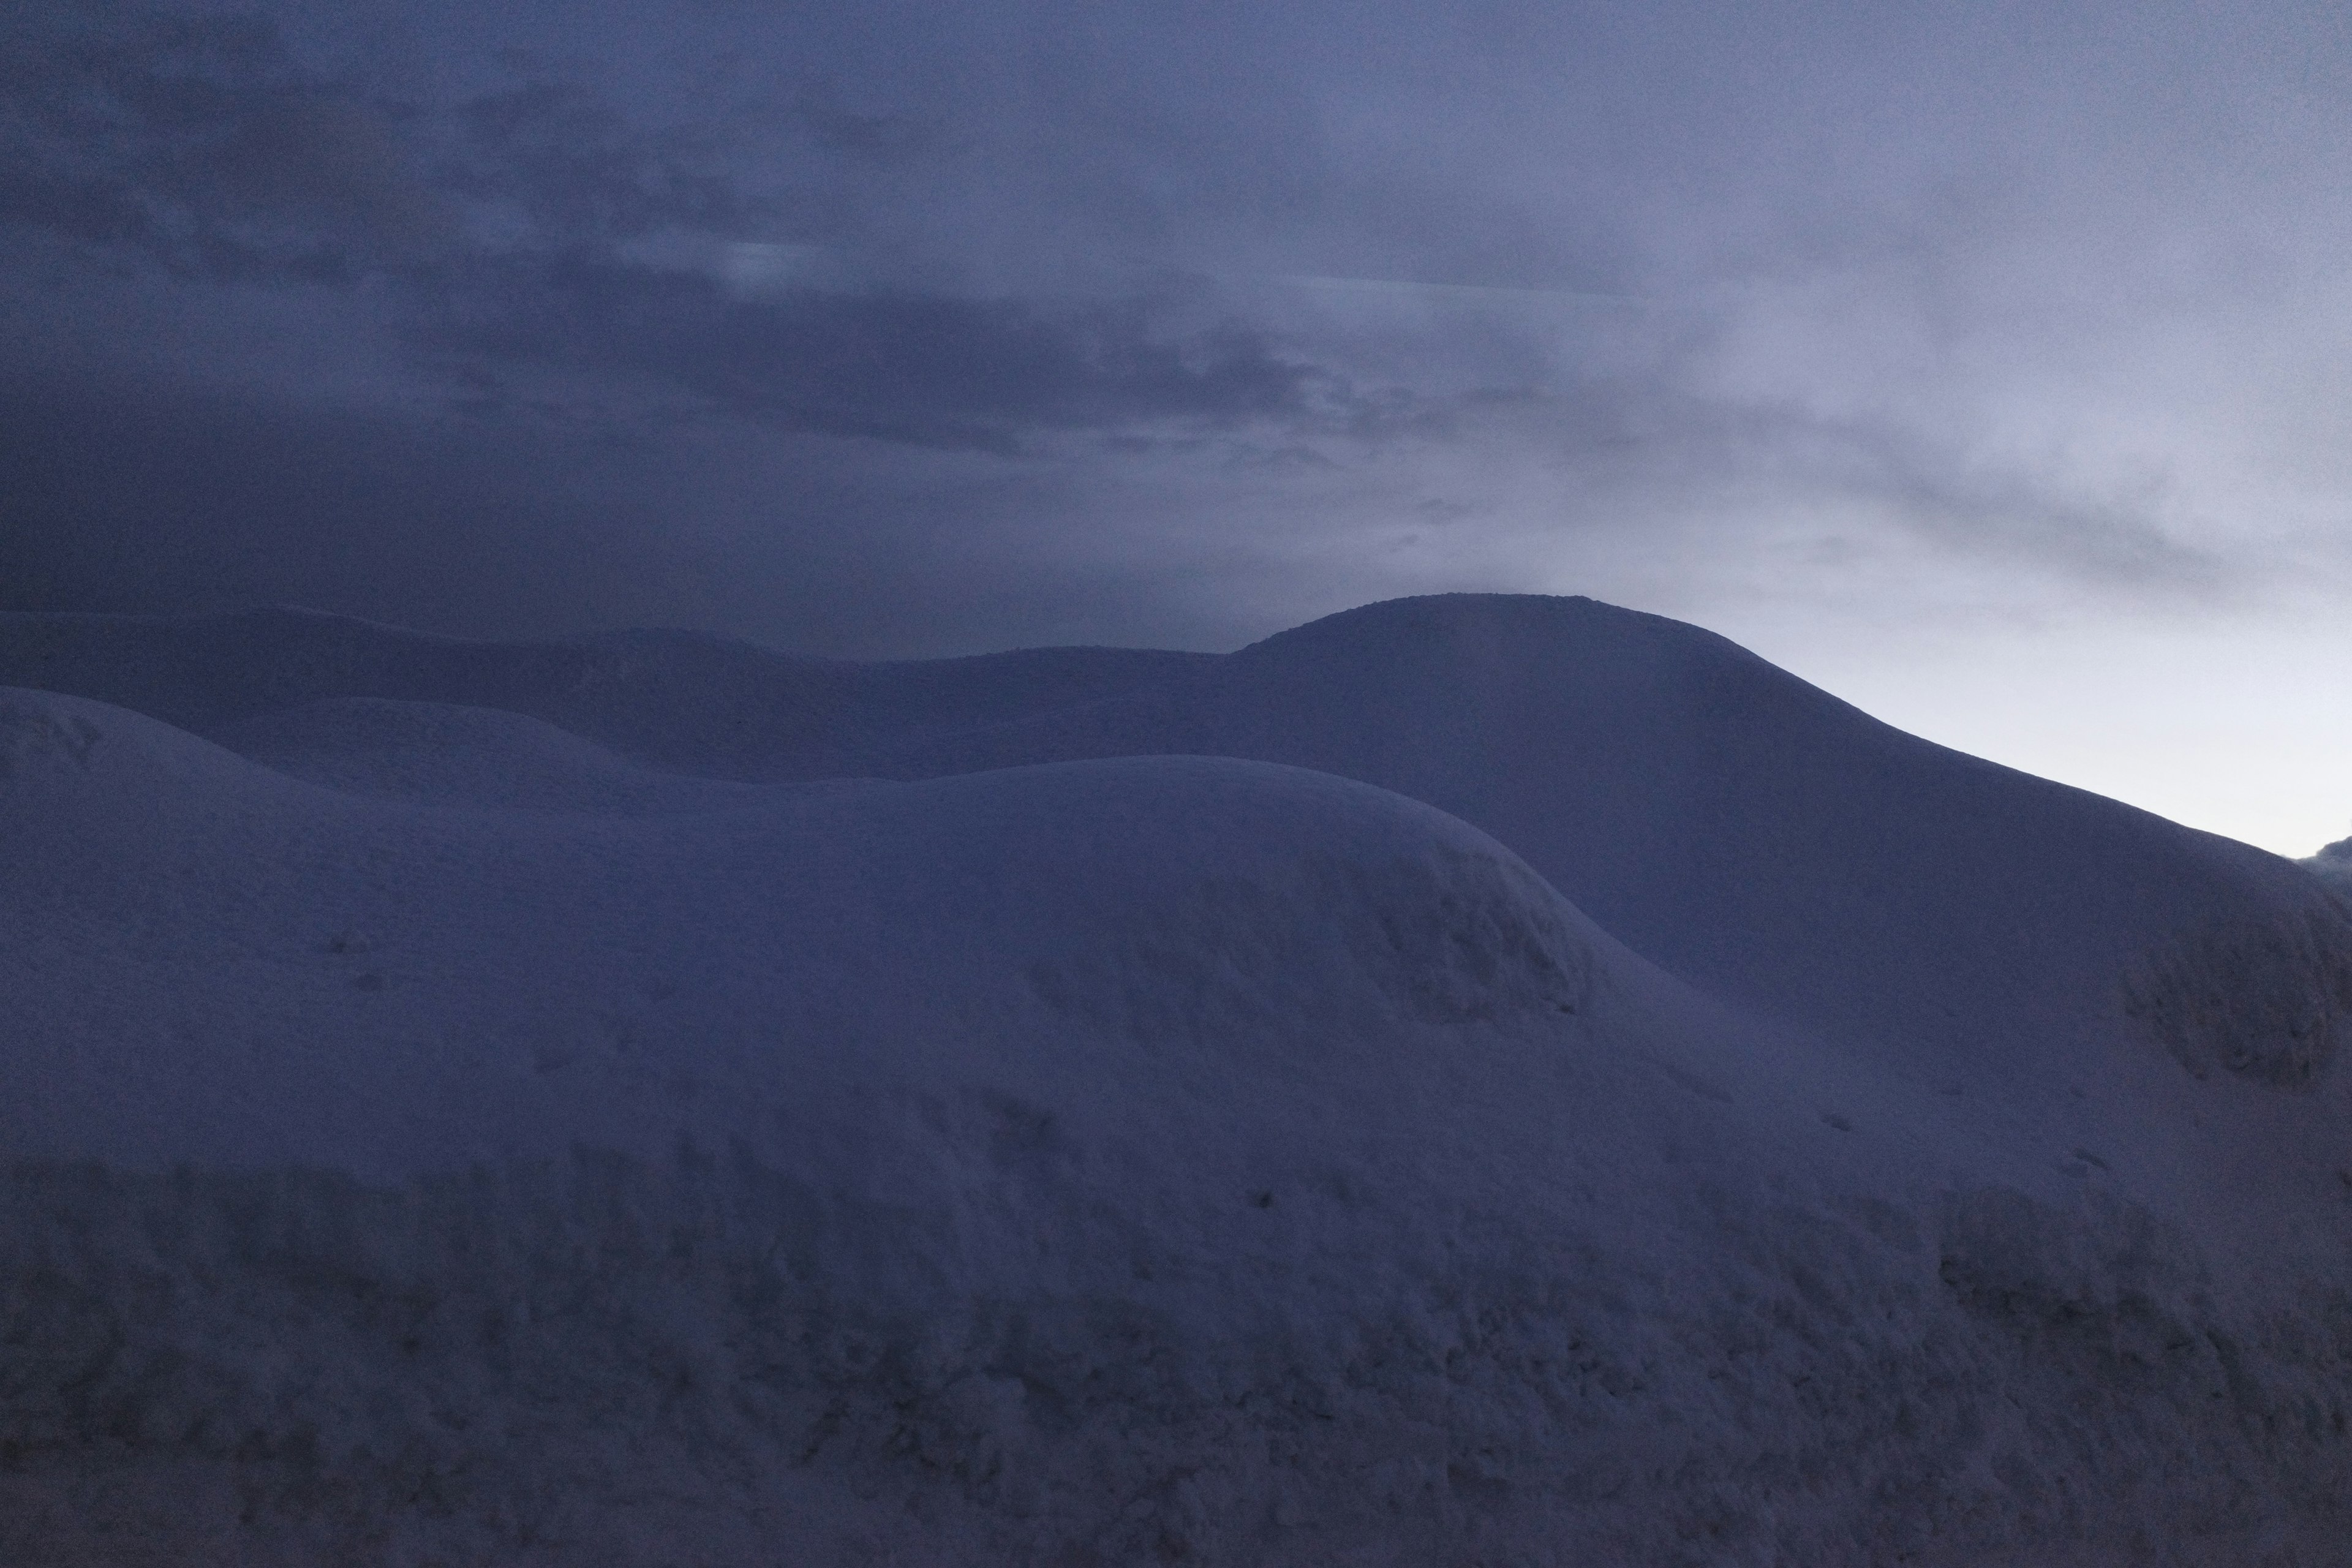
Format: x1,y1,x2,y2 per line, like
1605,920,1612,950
2,597,2351,1566
2309,834,2352,899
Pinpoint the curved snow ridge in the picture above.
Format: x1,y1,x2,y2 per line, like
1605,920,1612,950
6,596,2332,1099
0,605,1215,776
870,593,2350,1089
0,685,270,803
12,592,2349,1099
0,693,102,778
205,697,794,814
0,688,1643,1183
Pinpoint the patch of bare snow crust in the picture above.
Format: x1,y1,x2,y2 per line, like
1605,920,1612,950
2,596,2351,1566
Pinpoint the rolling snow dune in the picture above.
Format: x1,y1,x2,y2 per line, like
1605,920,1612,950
2,598,2351,1565
7,595,2341,1089
0,604,1215,777
206,697,799,814
848,595,2352,1098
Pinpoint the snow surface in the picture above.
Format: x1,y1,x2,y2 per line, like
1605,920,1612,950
2309,835,2352,899
2,594,2350,1566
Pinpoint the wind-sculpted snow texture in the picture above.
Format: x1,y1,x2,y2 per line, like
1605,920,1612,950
2,597,2351,1566
2309,835,2352,899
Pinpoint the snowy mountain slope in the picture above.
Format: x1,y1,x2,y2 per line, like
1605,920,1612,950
0,688,1968,1562
2,688,1654,1181
0,604,1214,778
4,601,2352,1564
2310,835,2352,898
855,595,2352,1100
206,697,797,814
6,595,2344,1098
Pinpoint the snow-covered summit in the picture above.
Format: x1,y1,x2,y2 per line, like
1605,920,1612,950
869,593,2350,1086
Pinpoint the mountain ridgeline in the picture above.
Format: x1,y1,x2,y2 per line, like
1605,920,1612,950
7,593,2343,1090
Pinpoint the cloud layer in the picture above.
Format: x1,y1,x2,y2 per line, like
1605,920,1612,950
3,1,2350,848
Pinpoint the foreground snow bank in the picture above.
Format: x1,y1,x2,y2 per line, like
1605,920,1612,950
10,1139,2352,1567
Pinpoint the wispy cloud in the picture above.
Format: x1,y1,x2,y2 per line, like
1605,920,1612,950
420,255,1345,451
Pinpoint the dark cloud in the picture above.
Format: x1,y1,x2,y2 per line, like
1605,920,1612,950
424,257,1341,451
2,0,2348,680
437,74,765,248
0,3,452,280
0,1,782,279
0,368,682,629
0,359,1326,656
785,77,943,165
0,1,1377,458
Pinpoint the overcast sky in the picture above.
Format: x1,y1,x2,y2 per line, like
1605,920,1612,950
4,0,2347,854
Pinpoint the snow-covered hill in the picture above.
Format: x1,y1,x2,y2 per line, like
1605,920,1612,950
2,597,2349,1566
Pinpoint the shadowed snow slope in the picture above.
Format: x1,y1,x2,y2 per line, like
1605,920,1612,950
3,598,2351,1566
206,698,794,815
2310,835,2352,899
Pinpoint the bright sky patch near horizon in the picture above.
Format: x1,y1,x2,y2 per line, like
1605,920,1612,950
2,1,2346,858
